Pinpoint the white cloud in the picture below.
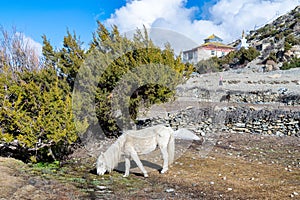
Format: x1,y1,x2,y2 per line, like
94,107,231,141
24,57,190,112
13,32,43,57
104,0,299,50
20,33,43,57
106,0,196,30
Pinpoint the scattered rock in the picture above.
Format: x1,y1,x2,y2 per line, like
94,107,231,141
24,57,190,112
165,188,175,193
96,185,107,190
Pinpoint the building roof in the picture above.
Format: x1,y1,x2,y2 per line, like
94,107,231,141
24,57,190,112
183,34,234,53
204,34,223,43
201,42,234,49
183,42,234,53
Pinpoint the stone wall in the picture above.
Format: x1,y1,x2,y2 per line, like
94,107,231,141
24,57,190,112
137,106,300,137
176,86,300,105
227,90,300,105
225,107,300,136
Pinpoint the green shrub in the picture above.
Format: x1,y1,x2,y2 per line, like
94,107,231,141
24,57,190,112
281,57,300,70
211,47,260,68
0,68,77,162
238,47,260,64
267,51,277,62
274,33,284,41
285,34,299,46
284,42,292,51
195,58,220,74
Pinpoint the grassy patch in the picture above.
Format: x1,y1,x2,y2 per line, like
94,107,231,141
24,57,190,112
24,157,149,198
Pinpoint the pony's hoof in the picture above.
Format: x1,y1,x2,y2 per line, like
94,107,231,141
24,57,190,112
161,169,168,174
123,174,129,178
144,174,149,178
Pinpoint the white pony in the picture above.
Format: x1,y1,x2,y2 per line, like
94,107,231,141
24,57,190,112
96,125,200,177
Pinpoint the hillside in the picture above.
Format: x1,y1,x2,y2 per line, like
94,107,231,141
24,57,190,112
233,5,300,71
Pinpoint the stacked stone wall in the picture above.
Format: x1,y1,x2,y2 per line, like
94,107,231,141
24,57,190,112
137,106,300,137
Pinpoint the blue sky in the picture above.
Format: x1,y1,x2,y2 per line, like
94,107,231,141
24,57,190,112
0,0,120,48
0,0,207,48
0,0,298,51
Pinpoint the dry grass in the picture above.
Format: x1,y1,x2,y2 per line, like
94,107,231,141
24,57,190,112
153,151,300,199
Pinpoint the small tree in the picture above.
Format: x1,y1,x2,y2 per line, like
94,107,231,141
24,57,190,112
76,22,191,136
58,30,86,89
0,28,78,162
195,58,220,74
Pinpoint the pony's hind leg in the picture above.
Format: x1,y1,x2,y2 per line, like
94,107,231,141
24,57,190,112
160,147,169,173
130,150,148,177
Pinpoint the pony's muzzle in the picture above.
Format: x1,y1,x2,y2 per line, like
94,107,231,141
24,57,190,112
97,168,106,175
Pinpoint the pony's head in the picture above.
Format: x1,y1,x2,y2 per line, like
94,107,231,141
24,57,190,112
96,153,106,175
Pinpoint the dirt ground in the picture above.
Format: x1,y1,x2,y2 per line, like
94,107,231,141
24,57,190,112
0,131,299,200
0,157,84,200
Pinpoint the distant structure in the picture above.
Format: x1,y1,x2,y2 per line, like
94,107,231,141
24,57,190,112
183,34,235,64
236,31,249,50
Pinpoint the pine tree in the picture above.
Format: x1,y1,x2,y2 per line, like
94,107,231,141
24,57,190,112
42,35,57,69
80,22,191,136
58,30,86,89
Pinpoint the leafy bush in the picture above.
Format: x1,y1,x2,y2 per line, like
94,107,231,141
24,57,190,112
284,34,299,52
274,33,284,42
281,57,300,70
208,47,260,69
267,51,277,62
285,34,298,45
236,47,260,64
284,42,292,51
0,68,77,162
195,58,220,74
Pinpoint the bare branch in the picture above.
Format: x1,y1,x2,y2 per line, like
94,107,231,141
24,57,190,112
0,26,42,73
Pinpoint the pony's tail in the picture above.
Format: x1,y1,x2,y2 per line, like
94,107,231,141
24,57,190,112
174,128,200,141
168,130,175,164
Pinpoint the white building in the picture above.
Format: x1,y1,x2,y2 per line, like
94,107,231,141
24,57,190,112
183,34,235,64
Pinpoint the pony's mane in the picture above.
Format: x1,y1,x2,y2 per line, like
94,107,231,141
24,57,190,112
103,134,126,172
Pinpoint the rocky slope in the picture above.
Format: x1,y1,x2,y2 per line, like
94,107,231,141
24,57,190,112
232,5,300,71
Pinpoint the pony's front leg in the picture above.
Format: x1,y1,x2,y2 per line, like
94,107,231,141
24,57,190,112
130,150,148,177
123,155,130,177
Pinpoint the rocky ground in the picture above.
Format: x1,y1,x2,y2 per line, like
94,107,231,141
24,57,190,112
1,68,300,199
176,65,300,103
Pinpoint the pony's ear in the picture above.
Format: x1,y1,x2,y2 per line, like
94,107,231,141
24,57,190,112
98,152,103,158
100,152,104,158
